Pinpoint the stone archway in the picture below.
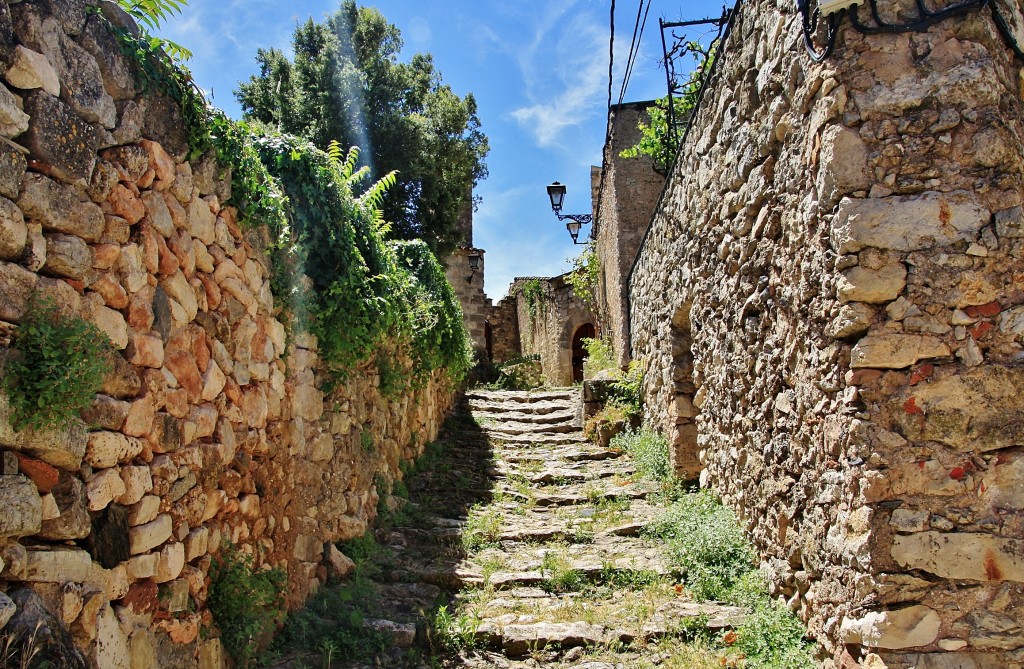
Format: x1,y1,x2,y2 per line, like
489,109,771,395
670,304,702,480
571,323,596,383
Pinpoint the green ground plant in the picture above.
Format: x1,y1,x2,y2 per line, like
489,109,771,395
640,489,816,669
207,546,287,668
2,296,113,432
610,425,670,482
461,505,503,551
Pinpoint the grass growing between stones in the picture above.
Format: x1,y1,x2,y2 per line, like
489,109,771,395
610,425,671,482
641,487,816,669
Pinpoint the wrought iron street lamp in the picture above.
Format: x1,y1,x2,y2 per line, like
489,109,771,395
546,181,592,245
465,252,481,283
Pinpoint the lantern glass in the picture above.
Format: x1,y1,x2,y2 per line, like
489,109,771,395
566,220,581,243
467,254,481,271
546,181,566,211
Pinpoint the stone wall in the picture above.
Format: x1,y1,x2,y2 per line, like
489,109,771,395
627,0,1024,666
0,2,455,666
508,275,596,386
592,102,665,366
487,293,520,365
445,246,490,356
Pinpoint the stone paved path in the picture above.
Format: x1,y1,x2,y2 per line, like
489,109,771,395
272,389,745,668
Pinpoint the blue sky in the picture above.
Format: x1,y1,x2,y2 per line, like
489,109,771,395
158,1,723,298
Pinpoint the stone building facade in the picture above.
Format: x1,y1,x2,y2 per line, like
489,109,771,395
444,246,489,356
592,102,665,367
0,3,455,666
497,275,597,386
617,0,1024,666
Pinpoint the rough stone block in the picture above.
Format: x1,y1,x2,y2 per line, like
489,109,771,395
0,475,42,538
17,172,105,241
838,264,907,304
78,14,137,102
0,195,27,259
0,83,29,138
129,514,172,555
0,388,88,471
850,334,950,369
85,431,144,470
95,602,130,669
154,541,184,583
893,366,1024,453
840,605,941,649
4,45,60,95
17,91,99,184
86,467,126,511
0,143,27,200
891,532,1024,583
39,470,89,540
43,232,91,279
0,260,39,322
831,195,990,254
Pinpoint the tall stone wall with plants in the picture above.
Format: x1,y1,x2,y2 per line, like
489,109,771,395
0,1,464,667
627,0,1024,666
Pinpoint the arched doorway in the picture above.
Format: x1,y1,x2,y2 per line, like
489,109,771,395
484,321,493,362
571,323,596,383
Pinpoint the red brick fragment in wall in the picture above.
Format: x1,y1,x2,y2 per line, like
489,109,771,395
970,322,995,340
909,364,934,386
965,301,1001,318
13,452,59,493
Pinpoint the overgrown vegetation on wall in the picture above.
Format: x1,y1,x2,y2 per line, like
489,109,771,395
235,0,489,257
522,278,548,323
566,240,601,310
107,4,472,390
620,43,718,171
2,297,112,431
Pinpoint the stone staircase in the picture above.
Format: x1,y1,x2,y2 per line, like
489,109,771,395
273,388,746,668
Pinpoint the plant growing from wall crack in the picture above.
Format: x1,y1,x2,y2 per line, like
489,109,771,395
2,297,113,432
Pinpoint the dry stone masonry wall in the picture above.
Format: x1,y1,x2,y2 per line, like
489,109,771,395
0,1,455,666
628,0,1024,667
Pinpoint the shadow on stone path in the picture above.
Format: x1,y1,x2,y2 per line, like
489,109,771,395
269,389,745,669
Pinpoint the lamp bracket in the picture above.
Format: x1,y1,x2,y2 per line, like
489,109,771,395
555,213,593,225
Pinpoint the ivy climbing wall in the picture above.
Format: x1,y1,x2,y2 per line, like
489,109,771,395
0,1,458,667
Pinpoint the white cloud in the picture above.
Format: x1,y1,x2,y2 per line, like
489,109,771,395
510,9,609,149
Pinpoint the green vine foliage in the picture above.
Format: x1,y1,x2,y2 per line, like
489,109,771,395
565,241,600,308
102,9,470,392
522,279,548,323
2,297,113,432
620,42,718,171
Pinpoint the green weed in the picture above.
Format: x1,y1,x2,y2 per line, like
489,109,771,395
461,505,503,552
2,296,113,432
612,425,671,482
644,490,754,601
207,546,287,668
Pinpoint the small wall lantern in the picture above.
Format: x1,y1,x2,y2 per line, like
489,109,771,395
546,181,592,245
467,253,481,271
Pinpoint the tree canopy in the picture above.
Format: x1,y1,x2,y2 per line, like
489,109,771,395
236,2,489,257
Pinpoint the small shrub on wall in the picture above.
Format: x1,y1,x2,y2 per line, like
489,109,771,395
2,297,113,431
207,546,287,668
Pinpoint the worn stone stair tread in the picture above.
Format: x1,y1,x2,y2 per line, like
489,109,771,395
476,620,621,657
483,422,581,436
468,402,578,417
641,600,748,635
465,390,576,403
